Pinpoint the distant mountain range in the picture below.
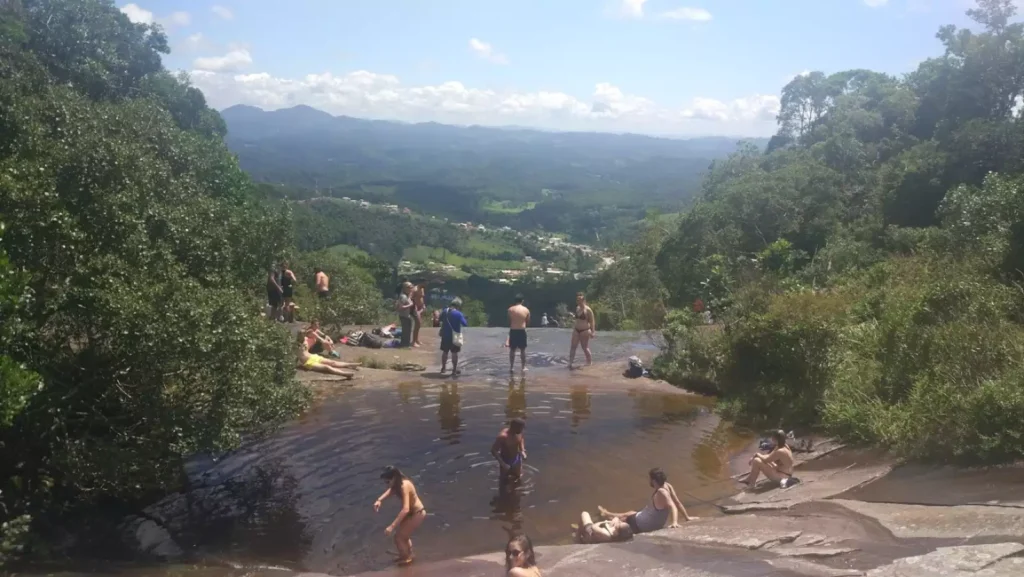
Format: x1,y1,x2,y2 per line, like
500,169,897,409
219,105,767,241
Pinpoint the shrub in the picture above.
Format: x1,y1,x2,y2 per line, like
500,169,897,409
652,310,725,395
823,256,1024,462
716,289,855,427
291,251,388,331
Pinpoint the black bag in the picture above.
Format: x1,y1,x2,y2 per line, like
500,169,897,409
360,332,385,349
625,356,644,379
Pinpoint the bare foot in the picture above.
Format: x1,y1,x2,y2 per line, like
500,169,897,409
396,556,414,566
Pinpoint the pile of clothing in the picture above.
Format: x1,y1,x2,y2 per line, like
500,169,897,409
344,326,402,349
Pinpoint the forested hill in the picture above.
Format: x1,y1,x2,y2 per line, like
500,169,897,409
221,104,767,223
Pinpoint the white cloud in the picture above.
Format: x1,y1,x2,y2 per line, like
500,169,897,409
121,3,154,24
164,11,191,27
785,70,811,83
120,4,190,28
863,0,888,7
211,5,234,20
181,33,209,53
193,49,253,72
190,68,780,136
619,0,648,19
469,38,509,65
659,7,713,21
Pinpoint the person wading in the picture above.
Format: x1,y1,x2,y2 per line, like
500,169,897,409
373,466,426,566
507,294,531,373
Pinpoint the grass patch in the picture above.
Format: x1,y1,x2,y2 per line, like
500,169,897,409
326,244,371,258
481,199,537,214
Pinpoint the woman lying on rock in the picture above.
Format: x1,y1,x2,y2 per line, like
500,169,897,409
297,340,360,378
596,468,696,534
572,510,634,544
742,429,794,488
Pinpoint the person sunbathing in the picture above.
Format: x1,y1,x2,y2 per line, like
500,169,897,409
597,468,695,534
298,341,360,378
742,430,794,488
573,511,633,544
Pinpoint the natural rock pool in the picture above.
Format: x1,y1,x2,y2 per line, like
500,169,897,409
73,330,754,576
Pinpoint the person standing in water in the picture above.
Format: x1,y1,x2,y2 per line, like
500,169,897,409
492,418,527,483
505,533,542,577
507,294,531,373
373,466,427,566
568,292,595,370
439,297,467,375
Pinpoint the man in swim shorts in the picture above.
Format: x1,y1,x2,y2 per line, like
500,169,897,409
491,418,527,482
507,294,530,373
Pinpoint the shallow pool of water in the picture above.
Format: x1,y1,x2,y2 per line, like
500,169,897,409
154,371,748,575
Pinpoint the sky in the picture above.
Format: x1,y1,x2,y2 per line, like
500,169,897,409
118,0,989,137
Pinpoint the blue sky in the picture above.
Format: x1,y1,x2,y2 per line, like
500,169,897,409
119,0,986,137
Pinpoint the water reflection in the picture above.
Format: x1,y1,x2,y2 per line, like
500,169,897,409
397,380,424,405
505,377,527,420
489,477,525,531
438,383,462,443
569,386,591,432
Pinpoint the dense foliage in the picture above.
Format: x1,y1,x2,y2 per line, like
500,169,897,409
0,0,309,558
223,105,766,243
617,0,1024,463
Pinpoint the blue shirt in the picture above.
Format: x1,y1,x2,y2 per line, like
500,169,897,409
439,307,467,338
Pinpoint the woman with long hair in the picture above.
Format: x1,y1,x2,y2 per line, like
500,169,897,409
568,292,595,370
505,533,541,576
373,466,427,566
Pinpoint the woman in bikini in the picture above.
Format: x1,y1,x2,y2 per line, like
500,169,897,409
596,468,696,534
374,466,427,566
568,292,595,370
505,533,542,577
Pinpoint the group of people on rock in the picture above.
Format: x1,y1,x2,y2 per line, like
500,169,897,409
369,416,810,574
266,262,331,323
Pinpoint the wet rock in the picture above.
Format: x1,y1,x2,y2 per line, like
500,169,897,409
768,558,865,577
721,501,793,514
121,515,184,560
772,546,859,558
648,524,802,550
865,543,1024,576
726,463,894,508
831,500,1024,540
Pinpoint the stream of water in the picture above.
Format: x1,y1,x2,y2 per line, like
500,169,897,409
44,329,753,576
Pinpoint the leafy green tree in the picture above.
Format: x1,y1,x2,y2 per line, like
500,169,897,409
0,0,306,551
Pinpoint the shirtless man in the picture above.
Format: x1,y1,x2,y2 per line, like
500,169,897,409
743,430,794,488
315,267,330,299
507,294,531,373
492,418,527,482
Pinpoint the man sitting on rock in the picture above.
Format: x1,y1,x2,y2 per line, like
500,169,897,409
596,468,695,534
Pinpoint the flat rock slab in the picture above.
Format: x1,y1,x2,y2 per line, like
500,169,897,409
773,546,859,558
832,499,1024,540
727,464,894,508
865,543,1024,577
648,524,802,550
721,501,794,514
768,558,865,577
344,541,809,577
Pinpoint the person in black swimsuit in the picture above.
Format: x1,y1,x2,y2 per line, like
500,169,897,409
267,267,283,321
569,292,594,370
280,262,296,323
